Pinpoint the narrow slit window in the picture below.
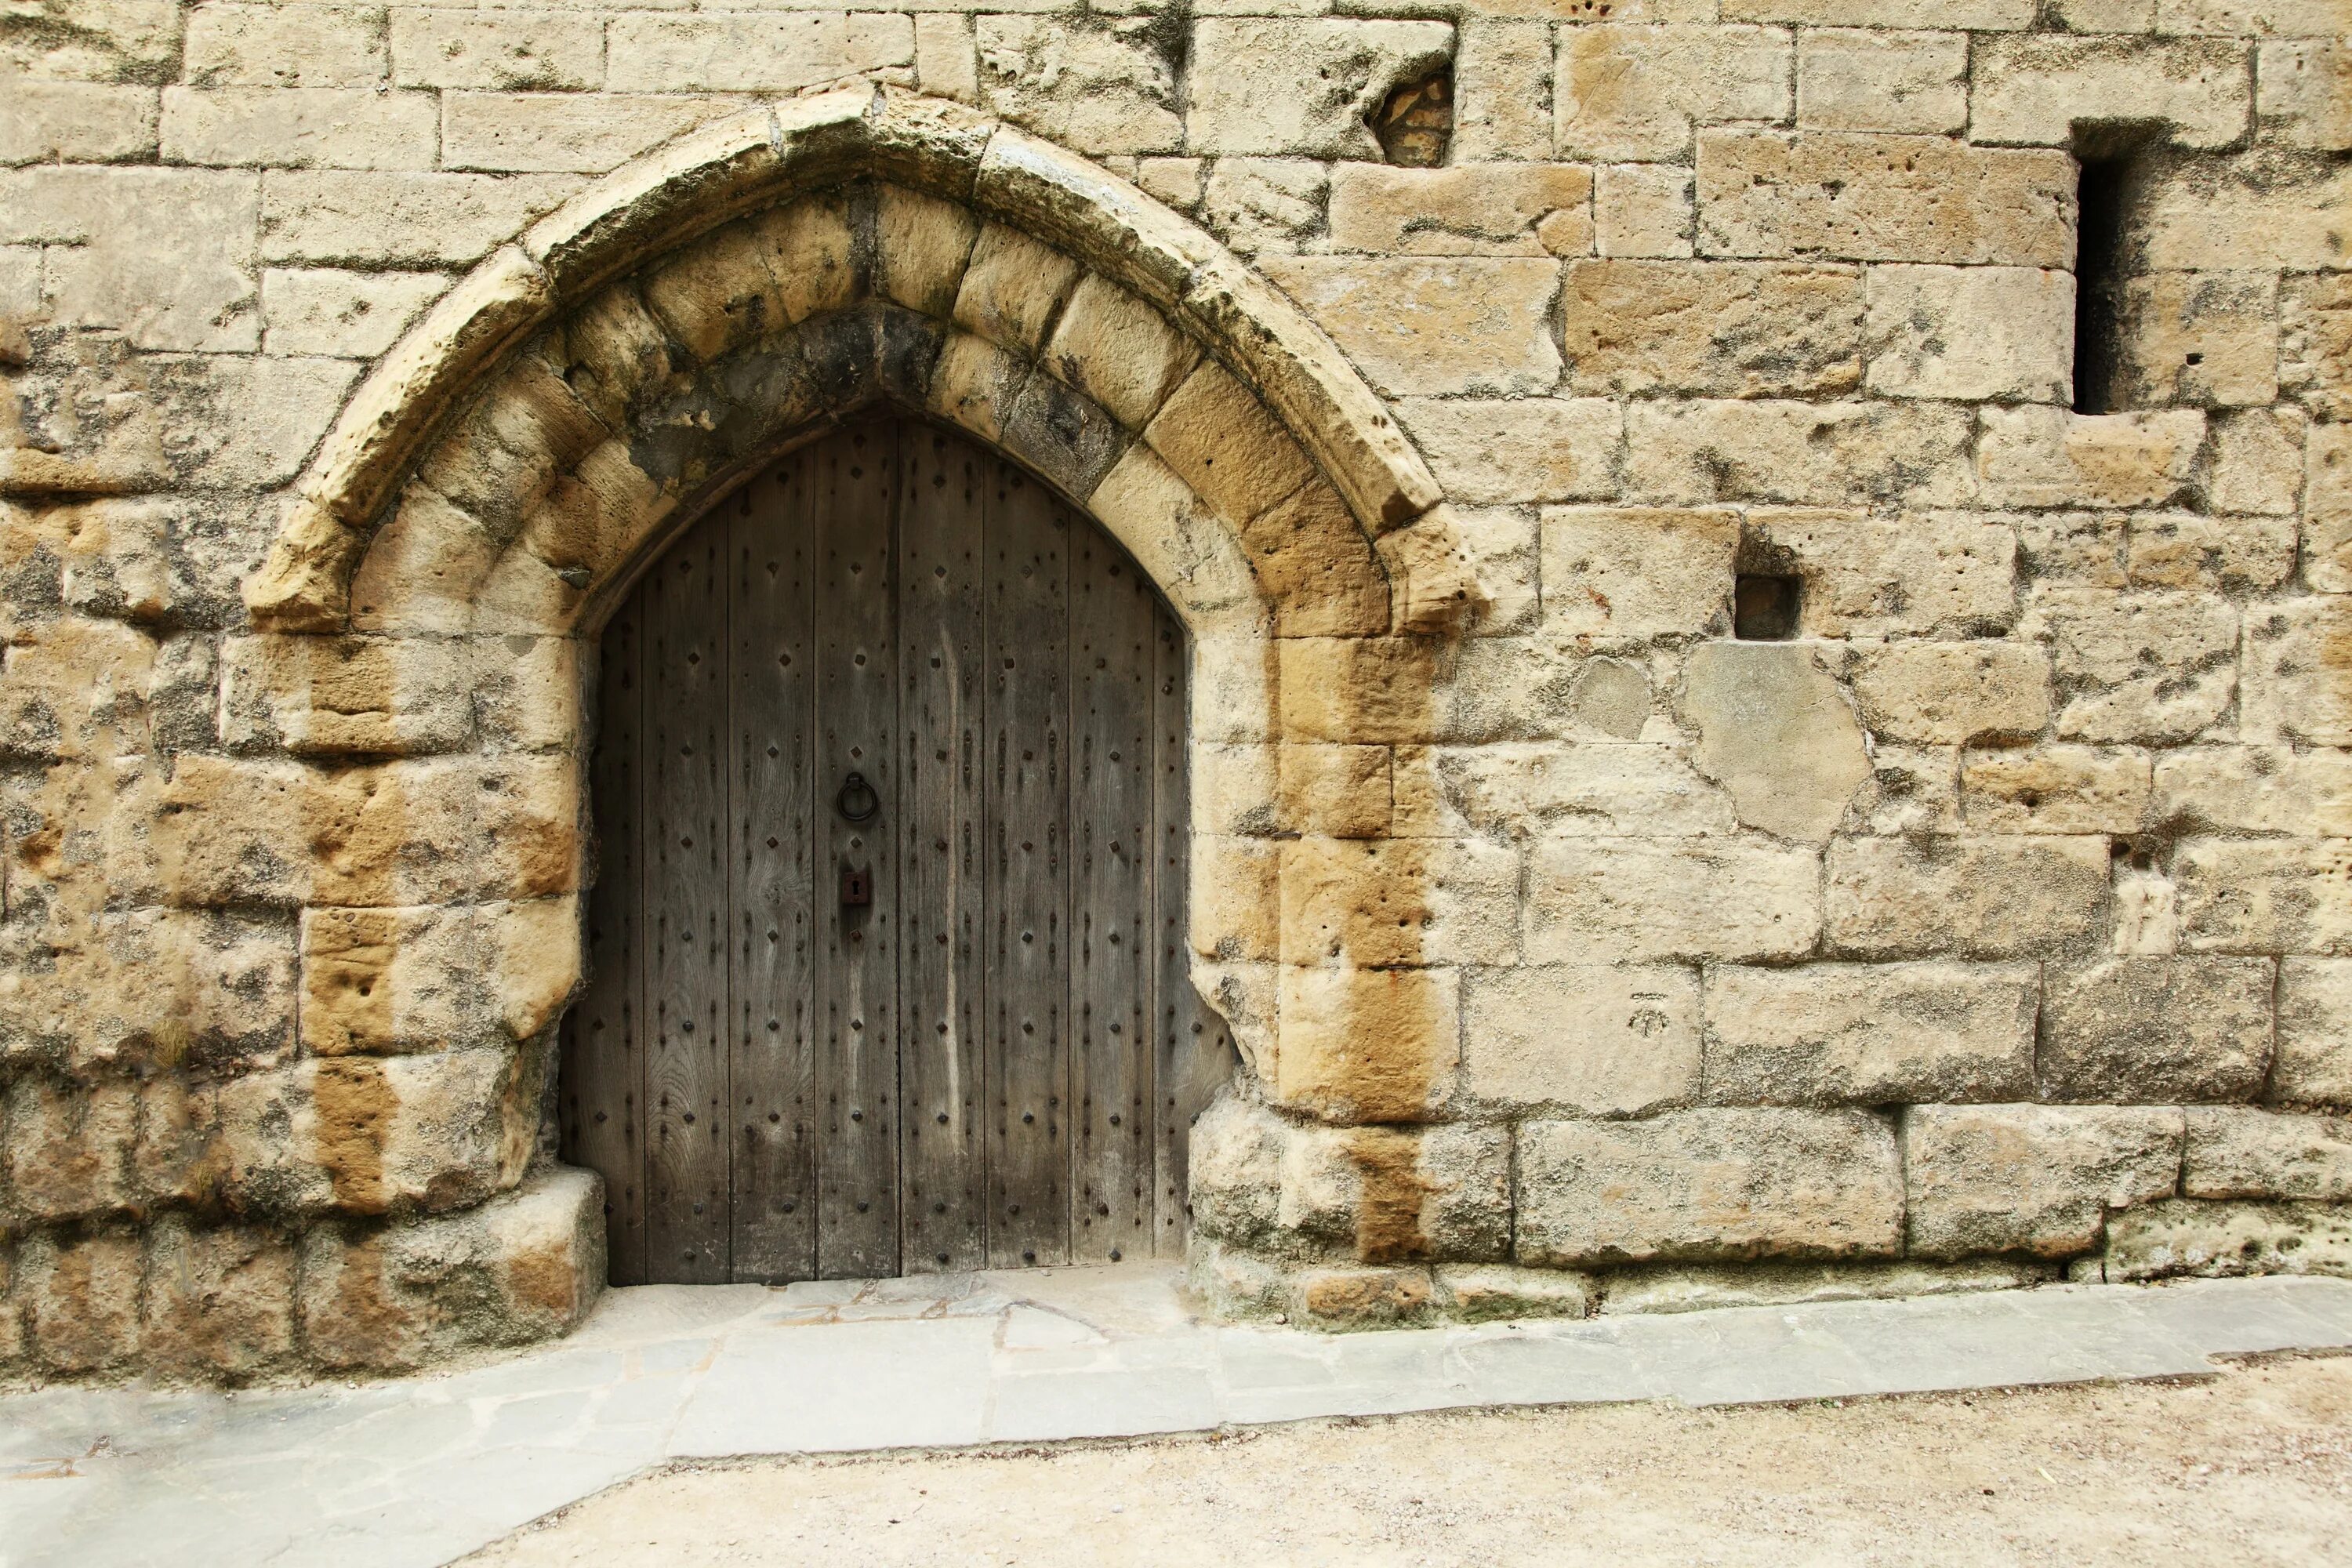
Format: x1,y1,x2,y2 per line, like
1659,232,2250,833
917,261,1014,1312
2071,149,2137,416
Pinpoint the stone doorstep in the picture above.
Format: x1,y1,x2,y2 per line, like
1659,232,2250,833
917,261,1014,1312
6,1269,2352,1568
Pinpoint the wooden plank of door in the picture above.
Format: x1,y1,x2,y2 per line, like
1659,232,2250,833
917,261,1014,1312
1069,528,1156,1263
895,423,989,1274
984,456,1072,1269
812,422,902,1279
641,526,731,1283
728,457,819,1282
562,603,647,1284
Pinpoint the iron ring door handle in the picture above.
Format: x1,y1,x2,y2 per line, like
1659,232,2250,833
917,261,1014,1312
835,771,880,823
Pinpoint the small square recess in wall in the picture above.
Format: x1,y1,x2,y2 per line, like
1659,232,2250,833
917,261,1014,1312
1734,575,1800,641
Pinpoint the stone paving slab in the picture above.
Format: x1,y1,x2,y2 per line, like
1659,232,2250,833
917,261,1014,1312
5,1269,2350,1568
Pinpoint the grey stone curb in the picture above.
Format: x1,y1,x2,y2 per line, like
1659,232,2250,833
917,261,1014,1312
4,1268,2348,1568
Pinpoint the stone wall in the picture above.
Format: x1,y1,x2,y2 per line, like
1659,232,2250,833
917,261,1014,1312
2,0,2348,1376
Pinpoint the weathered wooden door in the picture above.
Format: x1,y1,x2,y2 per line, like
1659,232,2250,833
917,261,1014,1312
560,419,1231,1286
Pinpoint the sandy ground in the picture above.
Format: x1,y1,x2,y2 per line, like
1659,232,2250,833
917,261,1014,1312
466,1356,2352,1567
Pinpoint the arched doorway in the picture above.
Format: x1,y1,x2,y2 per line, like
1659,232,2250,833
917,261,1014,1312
561,418,1225,1286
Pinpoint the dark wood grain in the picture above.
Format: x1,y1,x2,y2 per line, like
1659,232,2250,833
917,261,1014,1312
896,425,990,1273
812,423,902,1279
728,457,819,1282
641,524,731,1283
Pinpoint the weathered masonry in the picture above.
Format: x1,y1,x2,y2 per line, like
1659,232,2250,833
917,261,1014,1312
0,5,2348,1382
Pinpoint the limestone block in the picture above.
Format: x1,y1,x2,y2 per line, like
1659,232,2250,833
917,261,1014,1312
4,1075,137,1221
1186,1093,1288,1248
298,1166,604,1371
1396,742,1734,840
1187,20,1455,159
2113,271,2279,410
870,186,978,323
1398,400,1619,508
1556,25,1791,162
2154,0,2339,30
220,635,471,758
1374,517,1476,636
2174,839,2352,955
2277,960,2352,1106
1795,30,1967,134
1517,1109,1904,1265
1277,746,1392,839
1977,408,2203,510
388,9,601,91
1602,1257,2052,1314
1703,960,2037,1105
1275,638,1441,746
0,909,296,1076
1824,835,2110,959
547,285,677,435
914,14,978,107
974,15,1181,157
1240,480,1392,640
1681,642,1871,844
2242,597,2352,746
1392,1123,1511,1261
1454,20,1555,162
2137,158,2352,273
2209,407,2306,517
1849,641,2049,746
2026,589,2238,744
261,170,584,267
1445,507,1541,637
261,267,448,359
155,753,581,909
1696,132,2074,267
1279,837,1517,967
2285,278,2352,429
1189,835,1279,962
2259,41,2352,151
442,94,747,177
1751,509,2016,636
1562,260,1865,399
0,616,154,762
419,354,608,539
1272,965,1459,1125
2103,1198,2352,1282
1040,273,1198,432
1198,159,1327,257
1436,1265,1595,1323
1143,361,1315,527
18,1231,142,1374
47,496,192,626
1960,744,2151,835
1294,1265,1438,1329
2187,1109,2352,1201
159,86,437,171
1722,0,2033,22
1526,838,1820,964
349,484,503,635
999,368,1130,503
0,82,157,164
0,0,182,82
1259,257,1563,400
2126,510,2295,593
1624,401,1974,507
604,13,911,93
184,3,386,88
2015,510,2126,590
1970,36,2249,150
1864,266,2071,404
1461,962,1701,1116
2154,747,2352,837
1842,744,1963,836
2303,424,2352,587
1595,163,1694,259
1185,1240,1290,1319
300,898,579,1056
2,167,260,351
1084,446,1267,638
2040,956,2274,1102
1541,506,1736,641
1327,166,1593,257
141,1218,297,1380
639,215,796,365
1903,1104,2183,1259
